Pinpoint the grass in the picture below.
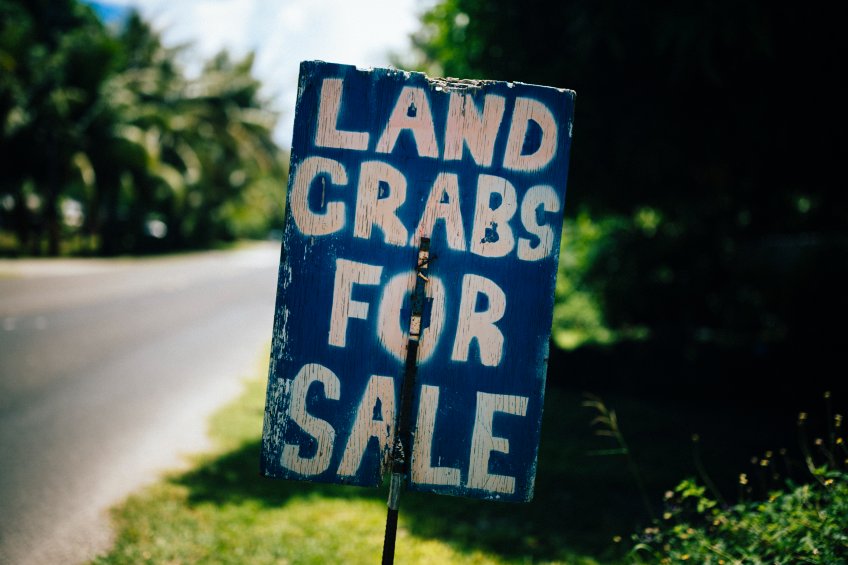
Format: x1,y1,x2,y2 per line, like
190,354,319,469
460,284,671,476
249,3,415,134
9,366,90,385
94,344,812,564
91,357,643,564
92,378,622,564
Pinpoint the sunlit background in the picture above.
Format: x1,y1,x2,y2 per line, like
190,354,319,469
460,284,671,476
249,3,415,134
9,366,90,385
92,0,420,146
1,1,846,564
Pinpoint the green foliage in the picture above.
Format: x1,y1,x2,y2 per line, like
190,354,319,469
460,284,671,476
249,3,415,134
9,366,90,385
407,0,848,354
553,213,615,349
95,364,608,565
0,0,286,256
583,394,655,521
218,177,285,241
629,471,848,564
617,393,848,563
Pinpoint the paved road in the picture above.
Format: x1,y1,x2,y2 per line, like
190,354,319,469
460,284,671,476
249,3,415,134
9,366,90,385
0,243,281,564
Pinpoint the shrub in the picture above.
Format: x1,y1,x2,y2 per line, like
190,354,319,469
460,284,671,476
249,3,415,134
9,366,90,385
629,469,848,564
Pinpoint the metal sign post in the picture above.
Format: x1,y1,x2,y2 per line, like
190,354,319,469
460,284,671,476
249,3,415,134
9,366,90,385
382,237,431,565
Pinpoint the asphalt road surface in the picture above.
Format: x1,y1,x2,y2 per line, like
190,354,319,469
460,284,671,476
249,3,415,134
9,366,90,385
0,242,281,564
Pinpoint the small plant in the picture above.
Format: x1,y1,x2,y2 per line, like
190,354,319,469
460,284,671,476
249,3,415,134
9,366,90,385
583,393,655,520
629,468,847,564
626,392,848,564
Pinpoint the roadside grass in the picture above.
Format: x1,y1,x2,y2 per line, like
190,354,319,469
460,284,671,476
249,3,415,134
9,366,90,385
92,357,640,564
94,349,776,565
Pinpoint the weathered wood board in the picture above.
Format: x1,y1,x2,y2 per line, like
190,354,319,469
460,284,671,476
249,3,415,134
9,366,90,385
261,61,575,502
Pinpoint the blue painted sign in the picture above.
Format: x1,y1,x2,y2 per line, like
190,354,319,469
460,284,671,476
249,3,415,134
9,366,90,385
261,61,574,502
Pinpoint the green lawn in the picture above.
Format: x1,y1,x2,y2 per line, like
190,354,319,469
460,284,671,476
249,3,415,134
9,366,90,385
93,350,796,564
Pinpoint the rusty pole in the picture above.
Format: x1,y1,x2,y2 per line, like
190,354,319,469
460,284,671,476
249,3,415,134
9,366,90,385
382,237,431,565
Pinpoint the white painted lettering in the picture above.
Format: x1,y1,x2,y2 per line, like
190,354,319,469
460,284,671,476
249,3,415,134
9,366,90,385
281,363,341,476
354,161,409,246
444,93,505,166
411,385,461,486
290,156,347,236
411,172,466,251
503,97,558,171
315,78,369,150
337,375,396,477
470,174,517,258
518,185,561,261
329,258,383,347
377,271,446,363
450,274,506,367
467,392,528,494
375,86,439,158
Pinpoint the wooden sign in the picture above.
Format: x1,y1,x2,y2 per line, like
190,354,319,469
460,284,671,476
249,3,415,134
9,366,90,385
261,61,574,502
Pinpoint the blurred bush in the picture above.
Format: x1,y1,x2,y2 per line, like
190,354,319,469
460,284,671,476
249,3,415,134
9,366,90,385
0,0,286,256
630,470,847,564
404,0,848,359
